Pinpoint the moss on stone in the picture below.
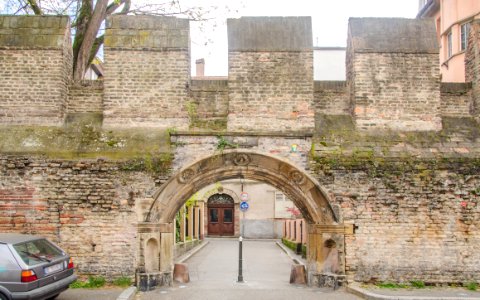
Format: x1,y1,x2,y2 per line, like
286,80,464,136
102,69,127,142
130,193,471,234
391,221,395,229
0,125,172,161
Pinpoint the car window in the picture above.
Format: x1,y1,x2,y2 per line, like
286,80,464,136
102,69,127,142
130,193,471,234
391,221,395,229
0,244,19,280
13,239,64,266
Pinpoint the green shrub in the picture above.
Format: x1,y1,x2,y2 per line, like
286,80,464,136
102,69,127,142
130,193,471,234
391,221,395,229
465,282,478,291
410,280,425,288
113,276,132,287
69,280,84,289
69,276,106,288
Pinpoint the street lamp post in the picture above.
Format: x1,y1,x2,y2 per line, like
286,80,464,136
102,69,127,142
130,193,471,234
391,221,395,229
237,236,244,283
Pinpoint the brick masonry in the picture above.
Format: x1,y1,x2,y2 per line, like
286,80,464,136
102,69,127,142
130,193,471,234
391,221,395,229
0,15,479,284
103,16,190,129
347,18,442,131
67,80,104,113
0,16,72,126
0,156,160,277
314,158,480,283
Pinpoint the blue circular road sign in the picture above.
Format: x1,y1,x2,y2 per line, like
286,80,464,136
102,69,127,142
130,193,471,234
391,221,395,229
240,201,249,212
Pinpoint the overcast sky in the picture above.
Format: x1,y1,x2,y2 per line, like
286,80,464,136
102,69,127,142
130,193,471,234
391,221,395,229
186,0,420,75
0,0,420,75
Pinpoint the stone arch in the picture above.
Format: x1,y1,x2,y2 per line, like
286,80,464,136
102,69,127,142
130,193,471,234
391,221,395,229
138,150,344,288
146,150,338,225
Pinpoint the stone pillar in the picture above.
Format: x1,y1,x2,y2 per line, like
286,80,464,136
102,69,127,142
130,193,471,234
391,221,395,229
295,220,302,243
194,206,200,240
187,206,194,239
159,224,174,273
0,16,72,126
306,223,322,284
347,18,441,131
227,17,314,131
179,205,186,242
103,15,190,128
199,202,205,239
137,222,174,291
301,220,308,245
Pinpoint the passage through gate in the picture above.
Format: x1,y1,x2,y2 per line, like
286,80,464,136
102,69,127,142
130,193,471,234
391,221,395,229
207,193,234,236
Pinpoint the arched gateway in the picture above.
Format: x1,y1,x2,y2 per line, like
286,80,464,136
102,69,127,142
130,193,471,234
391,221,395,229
136,150,352,289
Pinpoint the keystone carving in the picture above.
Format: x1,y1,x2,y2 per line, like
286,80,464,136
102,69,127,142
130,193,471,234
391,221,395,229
233,153,251,166
289,170,306,185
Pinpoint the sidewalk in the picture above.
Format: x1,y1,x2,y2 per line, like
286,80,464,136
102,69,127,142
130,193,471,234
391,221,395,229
348,284,480,300
277,241,480,300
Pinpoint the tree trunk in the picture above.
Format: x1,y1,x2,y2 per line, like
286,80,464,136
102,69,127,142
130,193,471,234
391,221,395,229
73,0,108,81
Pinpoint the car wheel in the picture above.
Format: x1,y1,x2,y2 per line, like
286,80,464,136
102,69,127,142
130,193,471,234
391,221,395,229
0,293,8,300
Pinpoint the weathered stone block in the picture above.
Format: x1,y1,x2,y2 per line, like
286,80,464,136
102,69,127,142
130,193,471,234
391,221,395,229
173,263,190,283
290,264,307,285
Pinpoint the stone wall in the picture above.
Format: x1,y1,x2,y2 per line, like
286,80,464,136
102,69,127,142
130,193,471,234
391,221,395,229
465,19,480,117
103,15,190,129
314,81,349,115
227,17,315,132
189,79,228,129
348,18,441,131
313,157,480,283
171,133,312,171
0,16,72,126
0,155,161,277
67,80,104,113
440,83,473,117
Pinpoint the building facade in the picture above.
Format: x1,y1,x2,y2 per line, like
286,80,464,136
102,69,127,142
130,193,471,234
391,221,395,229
417,0,480,82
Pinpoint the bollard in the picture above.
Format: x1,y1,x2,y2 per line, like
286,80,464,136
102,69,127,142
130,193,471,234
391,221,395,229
237,236,244,282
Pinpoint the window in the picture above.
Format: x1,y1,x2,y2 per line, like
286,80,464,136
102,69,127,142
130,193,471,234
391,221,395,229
13,239,63,266
275,192,286,202
461,22,471,51
447,31,453,58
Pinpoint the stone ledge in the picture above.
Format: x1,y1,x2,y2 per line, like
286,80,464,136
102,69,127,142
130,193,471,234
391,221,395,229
171,131,314,138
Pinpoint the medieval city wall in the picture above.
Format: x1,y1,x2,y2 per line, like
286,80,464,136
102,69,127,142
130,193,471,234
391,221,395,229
227,17,315,132
0,16,72,126
103,16,191,129
0,14,479,284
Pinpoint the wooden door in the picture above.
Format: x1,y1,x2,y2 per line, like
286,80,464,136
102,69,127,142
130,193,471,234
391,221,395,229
208,206,234,236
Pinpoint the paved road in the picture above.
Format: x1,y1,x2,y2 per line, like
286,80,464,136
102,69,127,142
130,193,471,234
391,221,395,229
137,238,360,300
56,287,123,300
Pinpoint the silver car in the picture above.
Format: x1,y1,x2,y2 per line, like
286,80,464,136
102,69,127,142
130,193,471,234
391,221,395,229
0,234,77,300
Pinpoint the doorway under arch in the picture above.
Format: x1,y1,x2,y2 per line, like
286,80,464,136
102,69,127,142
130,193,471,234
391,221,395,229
137,150,348,289
207,193,235,236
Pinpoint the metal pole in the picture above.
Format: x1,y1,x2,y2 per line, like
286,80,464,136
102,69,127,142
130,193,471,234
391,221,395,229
237,236,244,282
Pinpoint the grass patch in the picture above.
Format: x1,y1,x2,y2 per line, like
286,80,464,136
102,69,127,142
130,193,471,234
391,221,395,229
377,282,408,289
410,280,426,288
70,276,106,288
113,276,132,287
465,282,478,291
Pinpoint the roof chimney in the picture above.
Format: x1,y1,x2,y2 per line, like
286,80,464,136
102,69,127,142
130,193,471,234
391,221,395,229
196,58,205,77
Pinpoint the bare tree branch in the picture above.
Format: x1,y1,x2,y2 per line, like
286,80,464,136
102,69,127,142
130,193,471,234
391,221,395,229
26,0,42,14
73,0,108,81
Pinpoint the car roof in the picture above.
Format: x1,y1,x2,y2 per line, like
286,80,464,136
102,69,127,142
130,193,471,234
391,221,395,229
0,233,46,245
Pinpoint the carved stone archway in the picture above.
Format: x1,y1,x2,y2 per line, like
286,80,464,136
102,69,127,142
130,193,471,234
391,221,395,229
137,150,348,289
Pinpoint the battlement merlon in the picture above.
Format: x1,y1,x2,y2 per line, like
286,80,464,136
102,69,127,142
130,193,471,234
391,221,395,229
347,18,442,132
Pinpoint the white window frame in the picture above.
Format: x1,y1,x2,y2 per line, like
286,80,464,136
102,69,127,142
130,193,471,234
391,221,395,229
461,22,470,51
447,31,453,58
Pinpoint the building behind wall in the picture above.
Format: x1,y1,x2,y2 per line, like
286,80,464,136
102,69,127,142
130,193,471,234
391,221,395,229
417,0,480,82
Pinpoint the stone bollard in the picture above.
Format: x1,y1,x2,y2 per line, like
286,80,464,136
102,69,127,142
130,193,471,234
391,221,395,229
173,263,190,283
289,264,307,285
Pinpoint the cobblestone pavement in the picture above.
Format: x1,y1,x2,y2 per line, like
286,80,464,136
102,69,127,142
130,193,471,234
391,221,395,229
137,238,360,300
